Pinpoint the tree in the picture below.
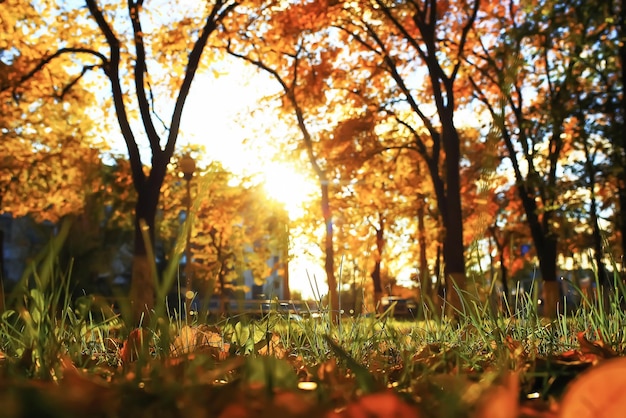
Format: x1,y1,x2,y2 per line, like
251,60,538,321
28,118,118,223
1,6,102,283
614,0,626,255
330,146,439,309
155,153,288,316
329,0,480,313
4,0,241,322
468,0,617,315
222,2,345,320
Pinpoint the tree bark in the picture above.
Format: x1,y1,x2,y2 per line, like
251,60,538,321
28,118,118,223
440,114,467,317
417,198,430,302
129,177,161,324
0,227,4,312
617,0,626,260
581,126,609,286
514,178,559,317
371,213,384,311
321,181,339,322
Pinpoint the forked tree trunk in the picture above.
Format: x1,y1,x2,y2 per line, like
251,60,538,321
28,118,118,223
515,179,560,317
581,130,609,286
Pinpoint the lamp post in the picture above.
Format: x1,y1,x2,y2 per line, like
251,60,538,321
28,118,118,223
180,154,196,320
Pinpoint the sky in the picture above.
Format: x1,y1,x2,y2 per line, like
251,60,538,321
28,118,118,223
165,58,325,300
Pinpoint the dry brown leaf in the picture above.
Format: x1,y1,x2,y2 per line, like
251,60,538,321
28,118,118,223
170,325,229,358
559,356,626,418
170,325,201,356
257,333,287,359
555,332,618,366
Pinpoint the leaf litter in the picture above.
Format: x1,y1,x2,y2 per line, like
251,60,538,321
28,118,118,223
0,322,624,418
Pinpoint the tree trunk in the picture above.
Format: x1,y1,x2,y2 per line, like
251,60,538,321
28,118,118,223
434,243,444,312
219,272,228,315
617,0,626,260
129,178,161,325
0,227,4,312
539,232,559,317
590,197,608,286
515,179,560,317
417,199,430,302
441,118,467,317
321,181,339,322
371,213,384,311
581,129,609,286
497,243,509,301
618,187,626,264
519,204,559,318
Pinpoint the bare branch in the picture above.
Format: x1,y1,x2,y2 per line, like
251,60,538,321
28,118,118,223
146,79,170,133
57,64,100,99
163,0,238,162
0,47,107,94
450,0,481,81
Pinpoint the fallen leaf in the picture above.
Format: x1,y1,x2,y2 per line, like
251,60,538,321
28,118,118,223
218,403,249,418
472,372,519,418
257,332,287,358
59,355,118,414
120,328,150,364
519,400,558,418
575,332,617,360
273,390,315,415
170,325,229,359
559,356,626,418
328,391,421,418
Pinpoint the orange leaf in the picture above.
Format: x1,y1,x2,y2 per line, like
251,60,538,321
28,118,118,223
328,391,421,418
559,357,626,418
120,328,150,364
576,332,617,360
472,372,519,418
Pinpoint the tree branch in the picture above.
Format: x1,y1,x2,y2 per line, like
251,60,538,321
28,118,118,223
163,0,238,163
86,0,146,188
129,0,161,154
450,0,481,82
0,47,107,94
57,64,100,99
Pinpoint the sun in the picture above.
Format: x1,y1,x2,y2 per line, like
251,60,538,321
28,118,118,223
260,163,317,219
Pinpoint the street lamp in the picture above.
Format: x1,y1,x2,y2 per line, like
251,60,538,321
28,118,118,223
180,154,196,320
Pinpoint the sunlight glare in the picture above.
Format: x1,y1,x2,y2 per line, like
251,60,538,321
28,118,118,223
261,163,317,219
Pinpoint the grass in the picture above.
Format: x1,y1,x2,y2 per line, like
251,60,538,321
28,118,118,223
2,232,626,417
